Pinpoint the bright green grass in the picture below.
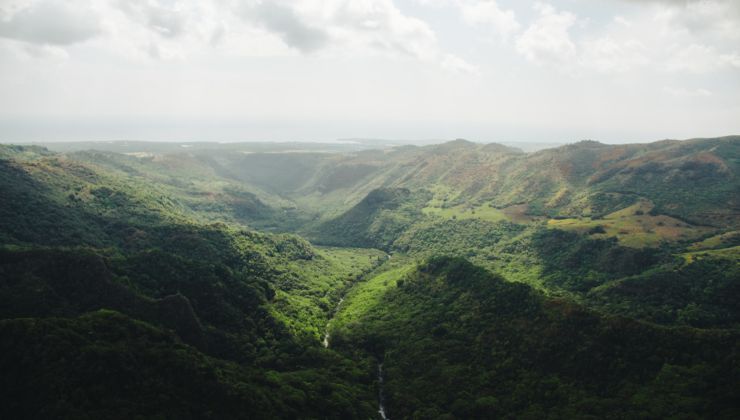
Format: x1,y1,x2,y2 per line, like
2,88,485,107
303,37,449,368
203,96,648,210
269,246,386,343
473,254,547,292
422,204,508,223
331,260,415,331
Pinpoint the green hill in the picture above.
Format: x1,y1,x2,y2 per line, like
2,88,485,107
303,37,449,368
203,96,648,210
0,144,385,418
331,257,740,419
1,136,738,418
172,136,739,229
310,188,430,249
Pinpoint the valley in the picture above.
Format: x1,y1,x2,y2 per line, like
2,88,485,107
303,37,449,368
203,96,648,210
1,136,739,418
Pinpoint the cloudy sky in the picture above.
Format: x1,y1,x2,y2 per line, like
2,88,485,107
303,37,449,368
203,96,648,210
0,0,739,143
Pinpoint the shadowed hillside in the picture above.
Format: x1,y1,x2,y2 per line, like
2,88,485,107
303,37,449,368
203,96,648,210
1,137,738,419
331,257,740,419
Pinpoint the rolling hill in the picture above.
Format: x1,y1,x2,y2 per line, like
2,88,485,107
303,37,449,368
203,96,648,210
1,136,738,418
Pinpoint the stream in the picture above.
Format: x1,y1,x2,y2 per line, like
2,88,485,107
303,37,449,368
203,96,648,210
322,252,389,348
321,253,391,418
321,297,343,348
378,363,388,420
322,299,389,419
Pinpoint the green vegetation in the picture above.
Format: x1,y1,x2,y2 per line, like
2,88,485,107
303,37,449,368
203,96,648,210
422,202,509,222
269,245,386,342
332,257,740,419
309,188,432,249
0,145,383,418
0,310,377,419
590,247,740,328
1,136,738,418
331,261,414,333
548,200,715,248
688,230,740,251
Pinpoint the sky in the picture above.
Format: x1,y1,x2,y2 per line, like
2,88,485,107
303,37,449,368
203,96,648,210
0,0,739,143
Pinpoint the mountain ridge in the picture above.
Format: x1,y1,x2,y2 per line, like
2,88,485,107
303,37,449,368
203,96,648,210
0,136,738,418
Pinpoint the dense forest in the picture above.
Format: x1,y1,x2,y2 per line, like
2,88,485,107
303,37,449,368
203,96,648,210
1,137,738,419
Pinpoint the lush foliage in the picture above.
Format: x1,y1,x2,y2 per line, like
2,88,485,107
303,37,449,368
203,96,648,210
590,247,740,328
1,137,739,419
332,257,740,419
0,146,385,418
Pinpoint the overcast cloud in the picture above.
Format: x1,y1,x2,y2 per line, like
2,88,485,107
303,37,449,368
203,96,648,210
0,0,738,142
0,0,100,45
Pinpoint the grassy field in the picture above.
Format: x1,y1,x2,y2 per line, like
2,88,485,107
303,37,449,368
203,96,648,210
687,231,740,251
316,246,388,273
422,204,508,222
547,201,715,248
422,197,715,249
422,189,542,225
681,245,740,263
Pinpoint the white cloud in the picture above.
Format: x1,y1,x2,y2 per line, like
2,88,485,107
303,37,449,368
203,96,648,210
508,1,740,75
97,1,222,60
441,53,480,74
579,36,648,74
0,0,101,45
115,0,189,39
574,15,651,74
1,0,738,142
1,40,69,60
515,3,576,67
325,0,440,59
639,0,740,73
651,0,740,41
232,0,480,73
236,0,478,72
720,53,740,68
661,42,740,74
410,0,455,6
460,0,520,41
239,1,329,53
663,86,712,98
0,0,476,72
664,43,723,74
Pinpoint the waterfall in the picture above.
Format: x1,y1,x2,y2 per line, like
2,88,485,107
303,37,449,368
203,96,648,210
378,363,388,420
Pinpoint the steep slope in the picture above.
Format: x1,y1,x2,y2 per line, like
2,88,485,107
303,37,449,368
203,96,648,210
68,149,306,230
310,188,431,249
0,145,384,418
331,257,740,419
2,137,739,418
38,136,735,233
0,309,378,419
313,184,740,329
185,136,739,229
307,137,738,312
589,246,740,328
